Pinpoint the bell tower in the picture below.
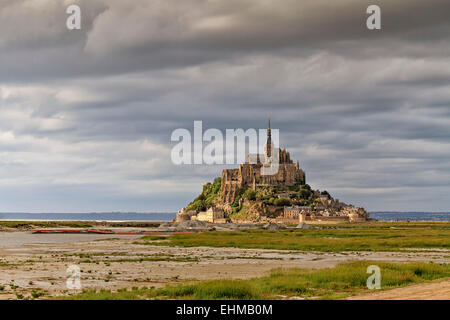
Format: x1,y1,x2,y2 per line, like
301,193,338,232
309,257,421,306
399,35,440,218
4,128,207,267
264,118,272,159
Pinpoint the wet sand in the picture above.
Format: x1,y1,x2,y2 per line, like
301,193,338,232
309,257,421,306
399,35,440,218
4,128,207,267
0,232,141,247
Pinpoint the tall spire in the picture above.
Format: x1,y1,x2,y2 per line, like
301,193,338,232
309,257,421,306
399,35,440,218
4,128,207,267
265,118,272,158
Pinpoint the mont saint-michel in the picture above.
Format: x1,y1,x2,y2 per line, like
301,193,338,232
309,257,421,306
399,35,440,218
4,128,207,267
1,0,449,304
176,121,370,225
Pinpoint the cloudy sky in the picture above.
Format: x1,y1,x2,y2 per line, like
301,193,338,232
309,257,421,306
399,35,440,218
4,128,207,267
0,0,450,213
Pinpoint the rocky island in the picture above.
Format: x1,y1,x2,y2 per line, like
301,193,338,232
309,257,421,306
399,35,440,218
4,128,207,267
177,122,370,225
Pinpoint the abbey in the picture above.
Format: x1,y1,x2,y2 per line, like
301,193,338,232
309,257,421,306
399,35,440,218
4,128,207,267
177,121,369,224
221,120,305,204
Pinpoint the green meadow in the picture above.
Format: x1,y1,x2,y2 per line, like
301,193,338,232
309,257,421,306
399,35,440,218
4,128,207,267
0,221,94,229
137,222,450,252
57,261,450,300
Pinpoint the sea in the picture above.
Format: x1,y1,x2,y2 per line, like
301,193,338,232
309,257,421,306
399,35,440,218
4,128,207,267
0,211,448,222
0,212,176,222
369,212,449,222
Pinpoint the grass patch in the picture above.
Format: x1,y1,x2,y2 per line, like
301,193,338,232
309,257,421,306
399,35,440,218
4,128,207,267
31,290,46,299
56,261,449,300
138,222,450,252
0,221,162,229
140,235,170,241
0,221,93,229
108,256,199,263
61,252,198,263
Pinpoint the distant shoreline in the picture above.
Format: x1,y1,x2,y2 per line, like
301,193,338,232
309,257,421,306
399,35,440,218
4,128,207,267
0,219,168,222
0,212,176,222
0,211,448,222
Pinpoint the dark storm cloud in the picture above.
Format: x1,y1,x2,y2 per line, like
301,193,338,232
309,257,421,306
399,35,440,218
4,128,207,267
2,0,450,81
1,0,450,212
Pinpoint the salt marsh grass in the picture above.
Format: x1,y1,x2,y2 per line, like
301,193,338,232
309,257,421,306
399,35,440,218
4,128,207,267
58,261,449,300
137,222,449,252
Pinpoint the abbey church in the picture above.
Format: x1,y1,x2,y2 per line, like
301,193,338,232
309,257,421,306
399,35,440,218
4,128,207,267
221,121,306,203
177,120,369,224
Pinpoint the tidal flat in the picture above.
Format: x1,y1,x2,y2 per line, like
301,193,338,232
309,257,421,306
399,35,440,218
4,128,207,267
0,221,448,300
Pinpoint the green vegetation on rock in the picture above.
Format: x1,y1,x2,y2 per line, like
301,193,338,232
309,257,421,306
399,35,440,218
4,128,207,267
273,198,292,206
182,172,343,222
185,177,222,211
227,205,260,222
243,189,257,201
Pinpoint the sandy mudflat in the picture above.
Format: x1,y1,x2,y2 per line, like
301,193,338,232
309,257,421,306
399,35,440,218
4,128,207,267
0,232,449,299
0,232,141,247
348,279,450,300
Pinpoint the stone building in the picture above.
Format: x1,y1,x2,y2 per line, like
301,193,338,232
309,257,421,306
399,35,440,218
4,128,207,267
283,206,311,219
195,207,225,223
175,208,198,222
176,207,226,223
221,121,306,204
